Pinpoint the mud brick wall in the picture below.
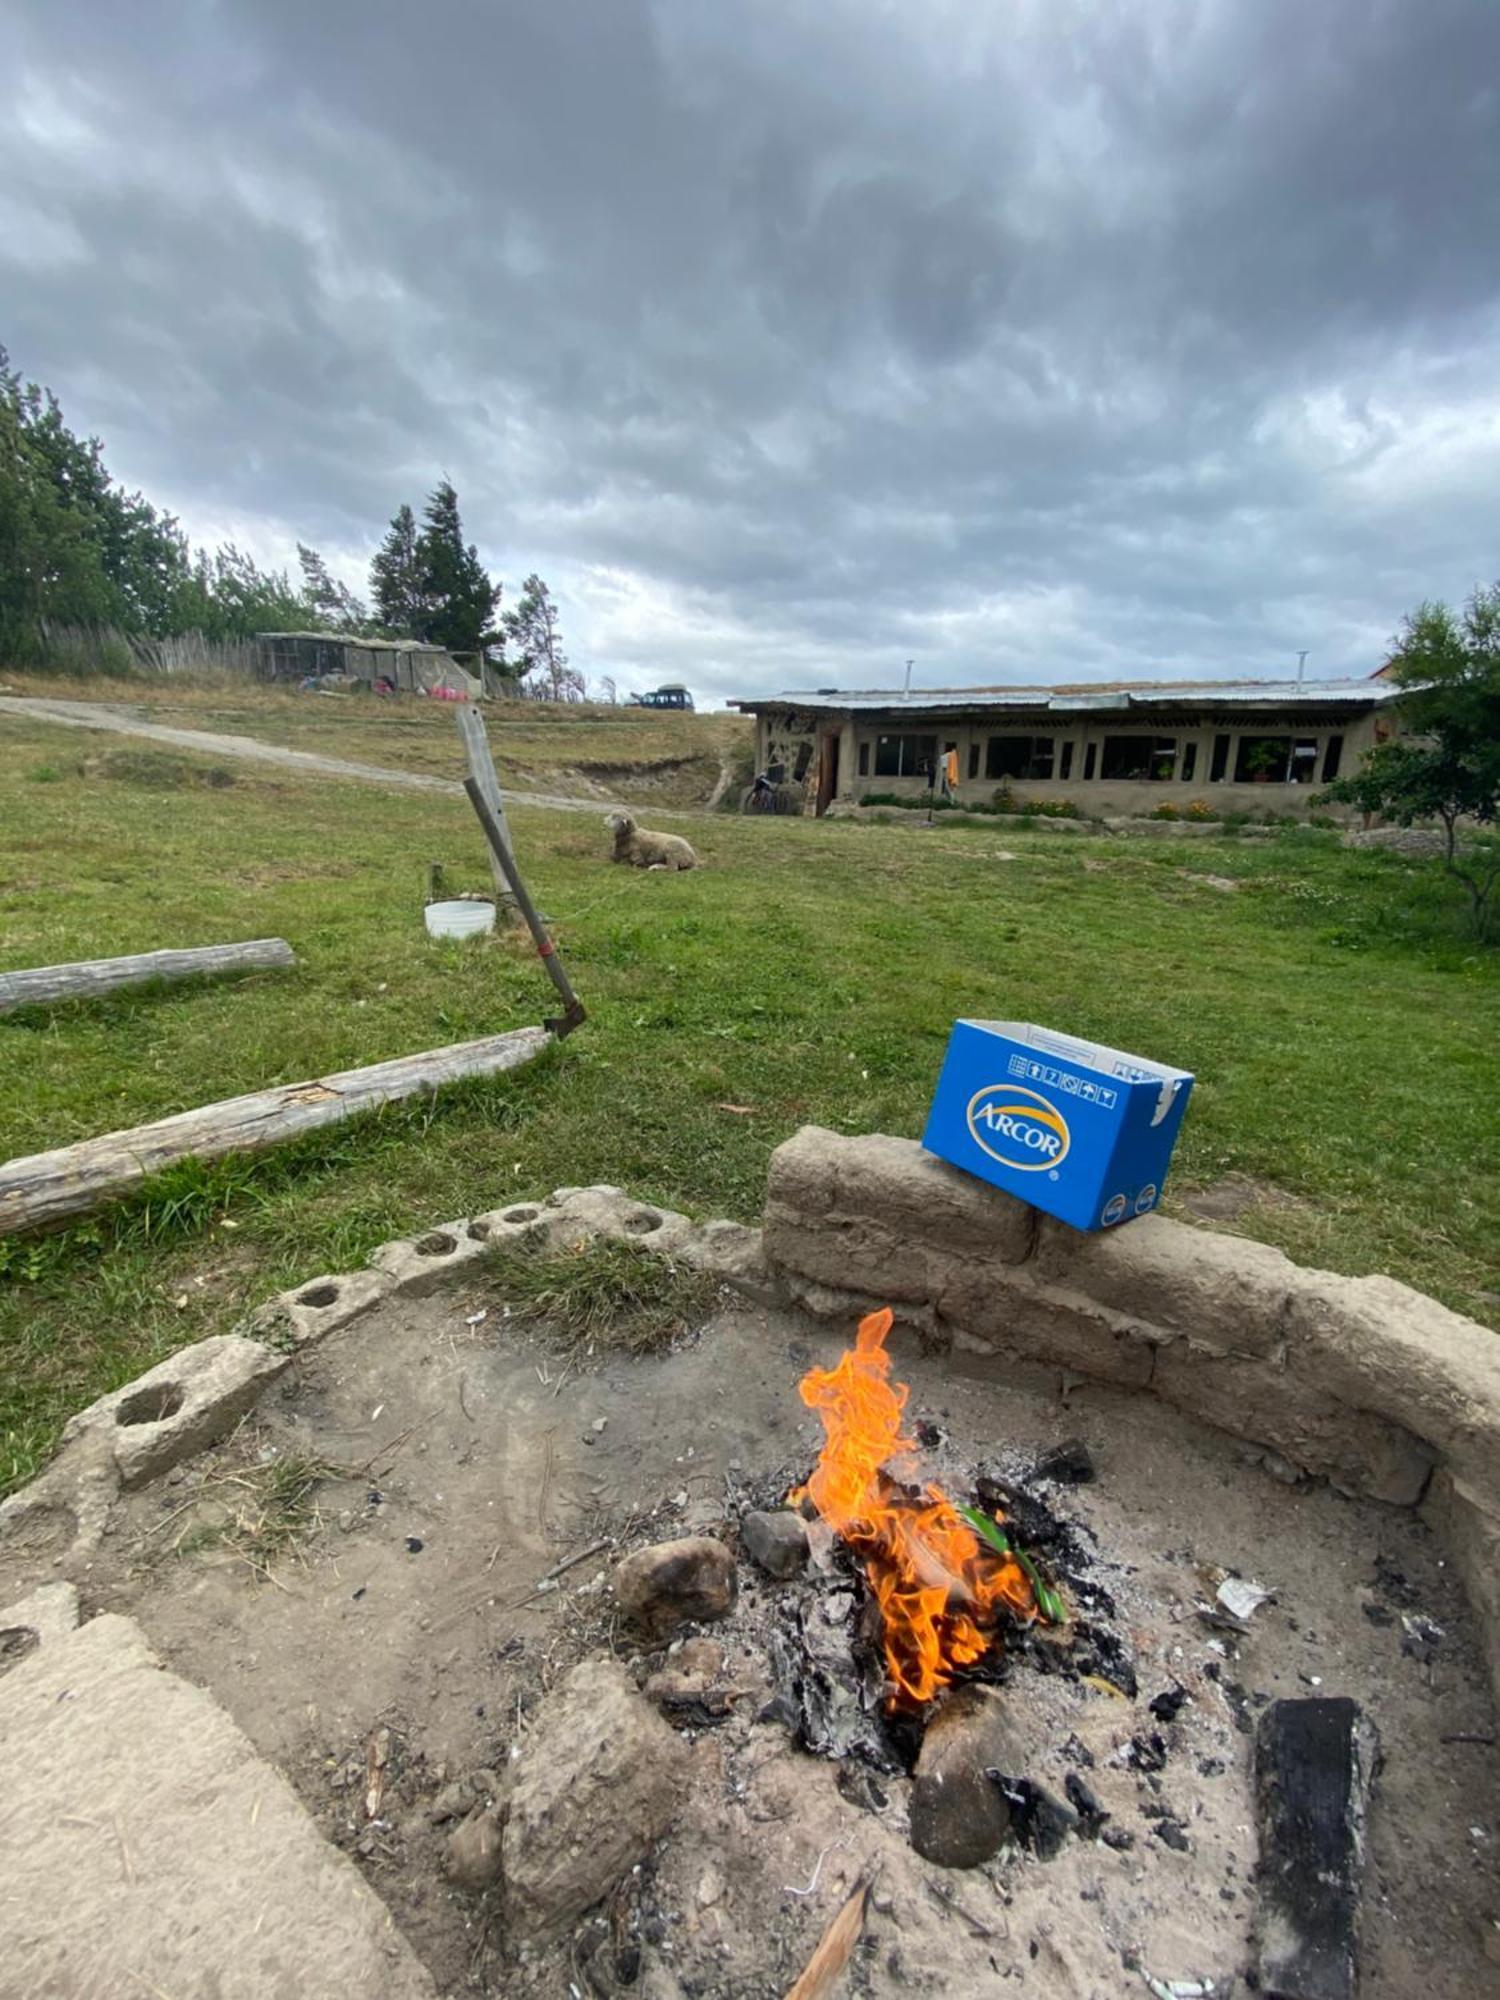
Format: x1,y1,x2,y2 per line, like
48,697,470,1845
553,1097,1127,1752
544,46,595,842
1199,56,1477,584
762,1125,1500,1703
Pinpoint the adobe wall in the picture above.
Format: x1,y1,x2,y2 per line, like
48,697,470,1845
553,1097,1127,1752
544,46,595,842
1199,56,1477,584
4,1134,1496,1703
761,1126,1500,1702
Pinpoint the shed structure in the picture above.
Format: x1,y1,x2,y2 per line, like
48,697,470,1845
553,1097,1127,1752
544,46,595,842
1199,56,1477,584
253,633,483,698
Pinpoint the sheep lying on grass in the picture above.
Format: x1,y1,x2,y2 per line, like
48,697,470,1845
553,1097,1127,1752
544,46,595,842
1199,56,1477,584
605,811,699,871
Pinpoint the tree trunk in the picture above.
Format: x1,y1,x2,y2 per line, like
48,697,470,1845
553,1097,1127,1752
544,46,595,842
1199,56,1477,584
0,940,296,1017
0,1027,549,1237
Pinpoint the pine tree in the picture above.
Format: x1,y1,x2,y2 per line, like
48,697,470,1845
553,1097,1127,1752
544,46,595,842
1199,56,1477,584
413,482,499,656
504,573,580,700
298,543,367,630
368,503,424,636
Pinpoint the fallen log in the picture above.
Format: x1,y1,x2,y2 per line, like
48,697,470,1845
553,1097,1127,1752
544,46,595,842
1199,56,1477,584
0,939,297,1016
0,1027,550,1237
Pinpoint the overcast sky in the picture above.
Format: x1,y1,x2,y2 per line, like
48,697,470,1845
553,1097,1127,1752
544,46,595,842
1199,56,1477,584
5,2,1498,705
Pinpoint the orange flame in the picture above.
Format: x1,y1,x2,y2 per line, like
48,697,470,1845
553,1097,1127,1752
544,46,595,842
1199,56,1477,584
797,1307,1036,1708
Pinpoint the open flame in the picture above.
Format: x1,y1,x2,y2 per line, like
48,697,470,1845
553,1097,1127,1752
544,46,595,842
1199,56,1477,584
796,1306,1037,1708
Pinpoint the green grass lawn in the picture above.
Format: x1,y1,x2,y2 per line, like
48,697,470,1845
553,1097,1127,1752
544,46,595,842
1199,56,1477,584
2,712,1496,1496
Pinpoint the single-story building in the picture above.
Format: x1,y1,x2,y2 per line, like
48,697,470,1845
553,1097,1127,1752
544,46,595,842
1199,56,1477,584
253,632,484,698
730,675,1405,818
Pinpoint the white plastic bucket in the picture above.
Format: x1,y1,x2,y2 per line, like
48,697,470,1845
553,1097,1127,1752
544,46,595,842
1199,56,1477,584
424,899,496,940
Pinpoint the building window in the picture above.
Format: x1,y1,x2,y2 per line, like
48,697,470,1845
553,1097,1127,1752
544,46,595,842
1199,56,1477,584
793,741,814,781
1234,735,1294,783
873,732,936,778
1100,736,1177,781
1209,734,1231,782
1287,738,1320,784
858,742,869,777
1083,743,1096,780
968,743,980,780
1180,741,1197,783
986,735,1055,780
1059,740,1074,781
1322,734,1343,782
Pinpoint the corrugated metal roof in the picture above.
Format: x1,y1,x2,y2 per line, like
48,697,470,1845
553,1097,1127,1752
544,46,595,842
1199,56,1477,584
256,631,454,654
732,677,1401,715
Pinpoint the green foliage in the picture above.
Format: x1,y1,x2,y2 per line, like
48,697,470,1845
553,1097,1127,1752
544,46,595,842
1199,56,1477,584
505,573,579,700
414,481,499,656
1322,584,1500,934
368,503,425,636
1,348,521,673
859,789,1084,820
297,543,367,631
0,345,349,661
174,544,308,643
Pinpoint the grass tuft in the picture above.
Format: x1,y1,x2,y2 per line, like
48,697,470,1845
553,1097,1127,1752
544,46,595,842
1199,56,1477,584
176,1451,338,1577
479,1236,719,1355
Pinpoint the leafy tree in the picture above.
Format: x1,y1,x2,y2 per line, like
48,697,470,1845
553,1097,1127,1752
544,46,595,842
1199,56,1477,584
414,481,499,655
0,346,195,652
297,543,367,630
176,544,307,643
1322,585,1500,935
369,503,425,636
505,572,580,700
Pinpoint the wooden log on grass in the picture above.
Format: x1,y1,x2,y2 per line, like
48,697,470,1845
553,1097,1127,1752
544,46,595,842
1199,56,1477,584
0,939,297,1017
0,1027,550,1237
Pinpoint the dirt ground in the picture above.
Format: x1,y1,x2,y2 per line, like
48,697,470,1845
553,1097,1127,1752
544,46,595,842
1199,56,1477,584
14,1289,1497,1998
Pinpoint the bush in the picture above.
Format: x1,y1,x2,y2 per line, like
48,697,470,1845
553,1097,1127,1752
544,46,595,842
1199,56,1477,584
1149,802,1182,821
857,787,1084,821
1183,799,1218,822
860,792,964,813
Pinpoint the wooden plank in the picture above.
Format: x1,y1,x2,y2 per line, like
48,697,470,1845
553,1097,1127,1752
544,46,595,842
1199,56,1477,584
1254,1697,1378,2000
0,940,297,1017
0,1028,549,1237
454,706,517,910
783,1880,869,2000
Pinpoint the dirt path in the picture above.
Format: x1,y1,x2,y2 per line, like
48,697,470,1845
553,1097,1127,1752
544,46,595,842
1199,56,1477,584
0,695,652,818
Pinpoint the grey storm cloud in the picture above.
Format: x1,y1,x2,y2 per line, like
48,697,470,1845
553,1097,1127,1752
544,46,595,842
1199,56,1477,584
4,0,1499,702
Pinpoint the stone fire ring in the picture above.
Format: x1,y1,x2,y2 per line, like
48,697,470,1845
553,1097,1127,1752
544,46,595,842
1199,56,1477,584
1,1127,1498,1993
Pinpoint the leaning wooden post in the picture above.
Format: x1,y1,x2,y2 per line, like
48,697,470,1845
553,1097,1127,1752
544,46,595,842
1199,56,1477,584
462,779,585,1038
454,706,518,920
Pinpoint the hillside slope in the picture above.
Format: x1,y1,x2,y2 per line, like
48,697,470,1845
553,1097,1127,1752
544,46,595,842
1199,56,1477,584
0,673,753,809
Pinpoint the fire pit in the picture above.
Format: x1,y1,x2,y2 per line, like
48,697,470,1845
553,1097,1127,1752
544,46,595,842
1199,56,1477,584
1,1148,1496,1998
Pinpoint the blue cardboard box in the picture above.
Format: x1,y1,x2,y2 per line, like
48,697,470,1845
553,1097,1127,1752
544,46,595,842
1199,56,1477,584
922,1021,1194,1232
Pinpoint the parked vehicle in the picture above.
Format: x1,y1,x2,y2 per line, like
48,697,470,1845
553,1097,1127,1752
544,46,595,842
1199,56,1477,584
628,684,694,710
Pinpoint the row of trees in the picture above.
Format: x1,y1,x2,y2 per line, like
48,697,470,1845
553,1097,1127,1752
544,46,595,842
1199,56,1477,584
2,346,316,655
0,346,582,698
365,495,581,698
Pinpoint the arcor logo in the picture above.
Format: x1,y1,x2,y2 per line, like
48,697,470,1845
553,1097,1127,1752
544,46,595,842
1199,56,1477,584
965,1084,1070,1172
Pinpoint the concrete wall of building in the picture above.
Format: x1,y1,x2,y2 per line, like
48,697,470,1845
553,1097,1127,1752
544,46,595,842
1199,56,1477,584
754,705,1390,819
